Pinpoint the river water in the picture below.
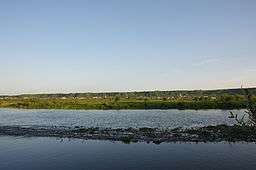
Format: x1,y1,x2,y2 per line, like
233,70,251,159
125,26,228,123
0,109,254,170
0,136,256,170
0,108,245,128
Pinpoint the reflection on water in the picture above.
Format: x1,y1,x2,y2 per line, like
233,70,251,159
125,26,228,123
0,109,245,128
0,136,255,170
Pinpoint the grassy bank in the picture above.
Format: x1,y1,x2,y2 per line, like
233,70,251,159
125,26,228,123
1,88,255,110
0,97,253,110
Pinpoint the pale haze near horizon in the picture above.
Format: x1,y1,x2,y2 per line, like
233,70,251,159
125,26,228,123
0,0,256,95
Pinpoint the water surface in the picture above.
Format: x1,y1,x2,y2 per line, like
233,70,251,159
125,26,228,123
0,108,244,128
0,136,255,170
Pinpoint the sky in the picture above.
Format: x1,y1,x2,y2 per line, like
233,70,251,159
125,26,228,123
0,0,256,95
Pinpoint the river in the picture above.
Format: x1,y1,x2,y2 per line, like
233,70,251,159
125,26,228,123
0,108,245,128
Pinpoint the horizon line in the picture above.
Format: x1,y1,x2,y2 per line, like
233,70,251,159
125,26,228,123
1,86,255,96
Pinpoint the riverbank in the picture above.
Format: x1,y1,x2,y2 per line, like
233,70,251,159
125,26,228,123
0,98,250,110
1,125,256,144
1,88,255,110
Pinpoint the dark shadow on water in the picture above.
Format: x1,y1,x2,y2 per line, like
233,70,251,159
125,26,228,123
1,136,256,170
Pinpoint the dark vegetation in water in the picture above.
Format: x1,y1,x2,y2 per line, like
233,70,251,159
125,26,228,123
0,88,255,110
229,89,256,126
1,125,256,144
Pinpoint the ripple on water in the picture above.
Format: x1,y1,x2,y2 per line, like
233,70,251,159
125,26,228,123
0,108,246,128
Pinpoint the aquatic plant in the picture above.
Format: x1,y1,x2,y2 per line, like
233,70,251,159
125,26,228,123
229,89,256,126
120,136,133,144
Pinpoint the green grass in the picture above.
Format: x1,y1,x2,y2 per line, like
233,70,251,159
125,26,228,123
0,96,253,110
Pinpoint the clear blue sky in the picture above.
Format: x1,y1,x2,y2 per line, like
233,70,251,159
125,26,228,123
1,0,256,95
